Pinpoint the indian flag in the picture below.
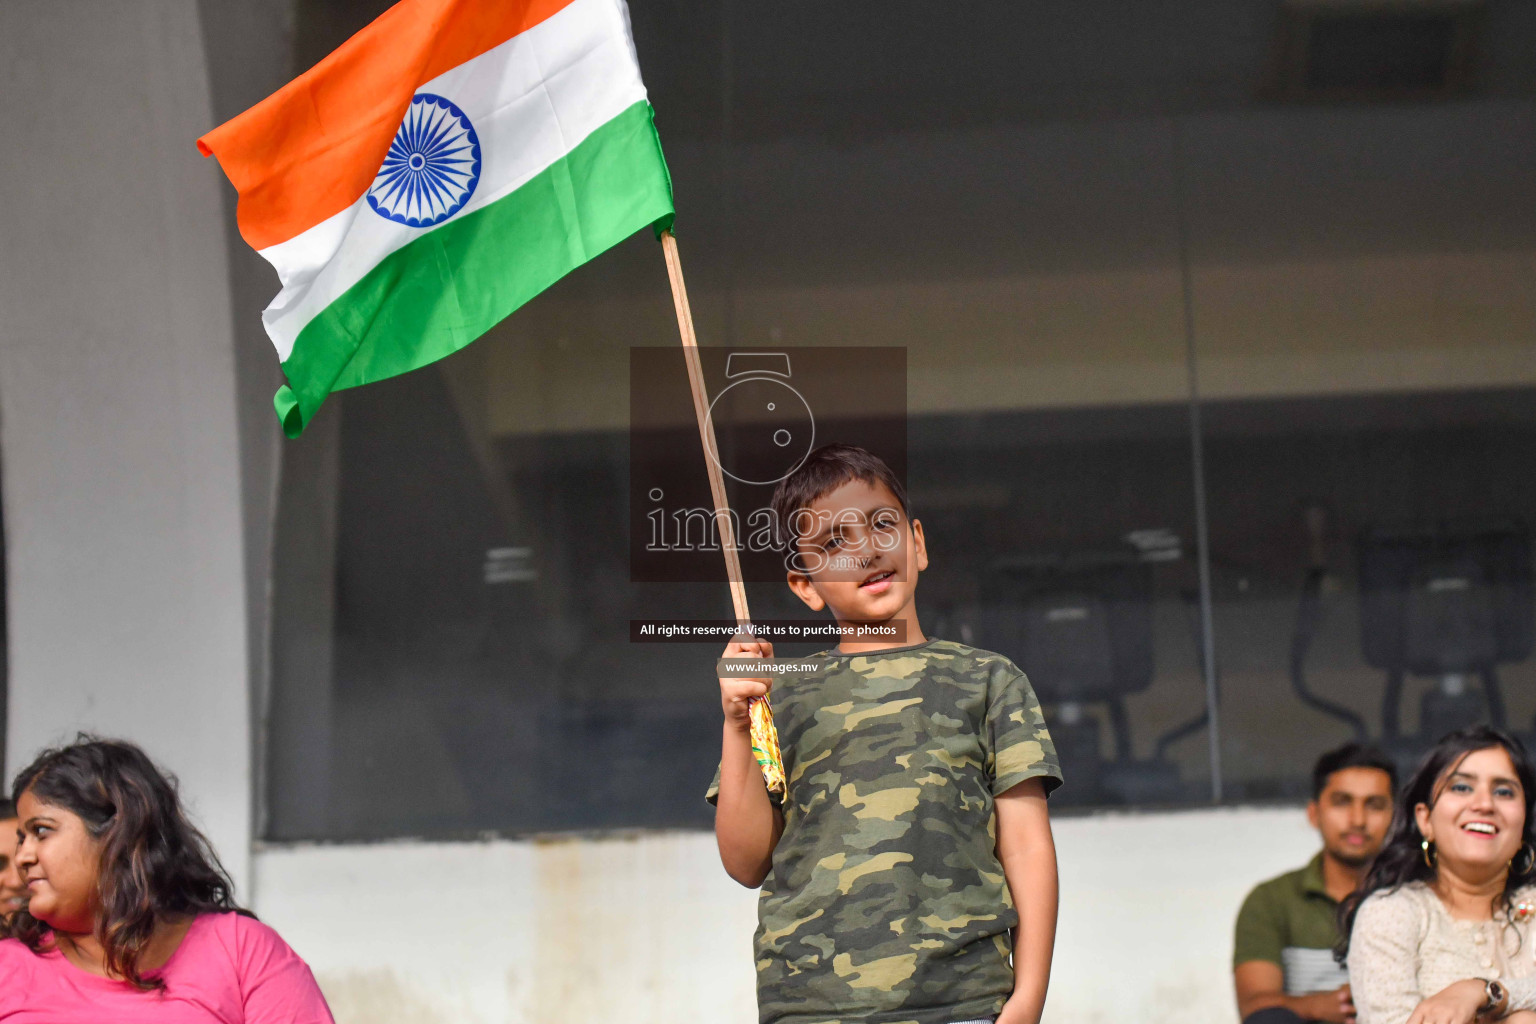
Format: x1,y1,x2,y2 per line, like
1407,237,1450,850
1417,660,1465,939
198,0,674,438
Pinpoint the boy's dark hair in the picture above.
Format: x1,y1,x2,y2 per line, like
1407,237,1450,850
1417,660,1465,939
769,443,909,554
0,797,13,819
1311,742,1397,801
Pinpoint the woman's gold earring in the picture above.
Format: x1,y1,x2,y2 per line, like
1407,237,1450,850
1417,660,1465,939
1514,843,1536,876
1422,838,1436,868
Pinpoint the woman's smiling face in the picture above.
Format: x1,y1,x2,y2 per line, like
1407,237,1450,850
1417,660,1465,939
14,788,102,934
1416,745,1527,879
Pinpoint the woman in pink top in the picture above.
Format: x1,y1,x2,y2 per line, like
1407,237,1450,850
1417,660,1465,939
0,736,334,1022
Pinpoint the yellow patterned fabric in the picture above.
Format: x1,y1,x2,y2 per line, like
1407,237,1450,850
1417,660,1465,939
749,696,786,798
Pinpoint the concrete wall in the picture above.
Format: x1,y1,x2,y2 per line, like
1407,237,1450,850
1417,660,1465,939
0,0,253,889
255,805,1318,1024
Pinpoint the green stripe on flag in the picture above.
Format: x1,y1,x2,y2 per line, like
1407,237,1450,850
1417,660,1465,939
274,99,674,438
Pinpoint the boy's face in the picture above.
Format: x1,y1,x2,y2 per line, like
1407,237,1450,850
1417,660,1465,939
785,476,927,626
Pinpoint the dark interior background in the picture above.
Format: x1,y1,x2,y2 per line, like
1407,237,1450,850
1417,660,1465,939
262,0,1536,839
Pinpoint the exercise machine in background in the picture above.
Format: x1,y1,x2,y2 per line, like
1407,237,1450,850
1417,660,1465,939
1291,513,1534,778
945,548,1187,806
1360,519,1534,774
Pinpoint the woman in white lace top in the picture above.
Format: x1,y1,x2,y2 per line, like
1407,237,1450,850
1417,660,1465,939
1343,727,1536,1024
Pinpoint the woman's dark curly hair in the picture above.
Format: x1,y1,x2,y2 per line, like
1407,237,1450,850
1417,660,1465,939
7,735,248,989
1338,725,1536,961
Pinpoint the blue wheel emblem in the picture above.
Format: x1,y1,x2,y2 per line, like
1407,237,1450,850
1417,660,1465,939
367,94,481,227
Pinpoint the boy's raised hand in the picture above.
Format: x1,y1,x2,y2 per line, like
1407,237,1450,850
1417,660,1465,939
714,633,784,888
719,636,774,730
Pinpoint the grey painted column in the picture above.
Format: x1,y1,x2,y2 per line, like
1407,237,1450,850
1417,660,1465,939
194,0,297,857
0,1,253,892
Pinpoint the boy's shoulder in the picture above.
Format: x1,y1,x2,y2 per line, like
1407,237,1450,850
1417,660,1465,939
796,639,1032,703
815,637,1025,674
880,638,1031,689
916,638,1024,673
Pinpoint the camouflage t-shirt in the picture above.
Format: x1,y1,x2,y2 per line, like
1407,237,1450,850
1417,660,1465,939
708,638,1062,1024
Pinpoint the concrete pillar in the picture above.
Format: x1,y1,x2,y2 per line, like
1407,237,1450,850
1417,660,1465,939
0,0,253,893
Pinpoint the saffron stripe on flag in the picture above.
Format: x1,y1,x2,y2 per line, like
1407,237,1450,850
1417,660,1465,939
197,0,580,250
274,99,672,439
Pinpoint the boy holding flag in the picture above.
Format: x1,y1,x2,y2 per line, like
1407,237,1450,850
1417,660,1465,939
712,444,1063,1024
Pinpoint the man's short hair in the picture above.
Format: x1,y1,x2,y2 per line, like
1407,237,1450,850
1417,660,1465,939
1311,742,1397,801
769,443,909,555
0,797,14,819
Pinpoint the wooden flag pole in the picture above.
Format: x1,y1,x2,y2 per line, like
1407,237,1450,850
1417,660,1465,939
659,229,785,797
659,229,751,626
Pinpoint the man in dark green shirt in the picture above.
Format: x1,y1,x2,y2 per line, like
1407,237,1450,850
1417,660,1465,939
1233,744,1397,1024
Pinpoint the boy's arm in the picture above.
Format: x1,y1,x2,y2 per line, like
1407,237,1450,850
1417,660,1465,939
714,637,785,887
994,778,1057,1024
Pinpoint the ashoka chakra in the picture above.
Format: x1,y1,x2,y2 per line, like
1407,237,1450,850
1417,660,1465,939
367,93,482,228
